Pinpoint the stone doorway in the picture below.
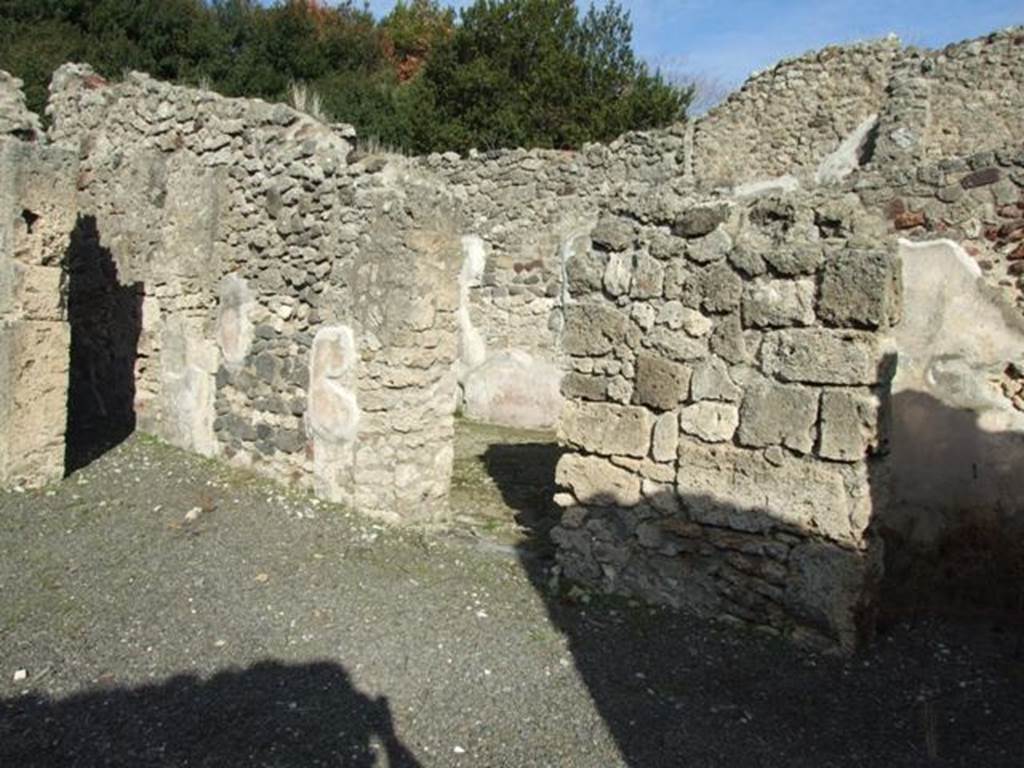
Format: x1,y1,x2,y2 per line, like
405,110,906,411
63,216,143,474
449,419,564,549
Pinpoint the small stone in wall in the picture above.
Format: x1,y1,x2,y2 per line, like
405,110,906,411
671,205,730,239
819,389,881,461
690,357,742,402
737,381,819,454
679,402,739,443
634,354,691,411
591,218,635,252
818,250,901,329
686,227,732,265
742,278,816,328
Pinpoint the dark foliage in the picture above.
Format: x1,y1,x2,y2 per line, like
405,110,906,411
0,0,690,152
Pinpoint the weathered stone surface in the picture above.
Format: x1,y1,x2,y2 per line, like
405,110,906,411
760,329,884,385
819,388,880,461
631,254,664,299
672,205,730,238
676,442,864,543
563,302,632,356
462,350,563,430
634,354,691,411
591,217,634,251
737,381,819,454
699,263,743,313
644,326,709,362
686,227,732,264
763,245,823,276
742,278,815,327
651,411,679,463
603,252,632,296
556,453,642,507
679,401,739,443
559,400,654,457
561,372,609,401
818,250,901,329
690,357,742,402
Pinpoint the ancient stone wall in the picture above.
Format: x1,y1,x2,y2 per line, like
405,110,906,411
419,127,688,428
551,188,900,648
1,25,1022,648
44,65,461,521
692,39,900,188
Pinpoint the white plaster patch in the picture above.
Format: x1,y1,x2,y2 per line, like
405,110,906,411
456,235,488,380
307,325,360,444
814,114,878,186
890,238,1024,542
216,273,255,370
733,175,800,198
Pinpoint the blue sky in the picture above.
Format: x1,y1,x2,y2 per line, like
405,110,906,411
348,0,1023,87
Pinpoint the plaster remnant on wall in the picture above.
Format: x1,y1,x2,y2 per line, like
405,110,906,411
216,273,254,370
456,235,487,379
815,114,878,186
158,318,217,457
889,239,1024,543
307,325,360,445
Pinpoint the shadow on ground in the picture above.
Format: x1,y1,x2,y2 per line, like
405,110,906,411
479,426,1024,767
0,660,420,768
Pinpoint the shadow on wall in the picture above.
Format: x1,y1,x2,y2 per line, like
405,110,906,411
878,389,1024,628
481,396,1024,765
0,660,421,768
63,215,143,475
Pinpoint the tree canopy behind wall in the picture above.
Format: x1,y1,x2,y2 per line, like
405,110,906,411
0,0,691,153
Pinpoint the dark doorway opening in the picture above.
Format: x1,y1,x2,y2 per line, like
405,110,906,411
63,216,144,474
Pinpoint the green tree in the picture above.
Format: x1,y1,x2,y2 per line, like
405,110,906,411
415,0,688,152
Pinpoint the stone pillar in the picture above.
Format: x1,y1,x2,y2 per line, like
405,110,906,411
0,138,78,486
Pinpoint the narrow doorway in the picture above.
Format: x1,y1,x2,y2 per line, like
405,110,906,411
63,216,143,474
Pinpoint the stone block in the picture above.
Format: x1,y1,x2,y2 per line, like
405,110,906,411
818,250,901,329
563,302,633,356
737,381,819,454
591,217,634,251
760,329,884,385
631,254,664,299
564,247,607,296
561,372,609,401
672,205,729,238
556,453,642,507
634,354,691,411
675,441,866,544
710,313,748,364
763,244,823,276
742,278,815,328
690,357,741,402
679,401,739,443
818,389,881,462
687,227,732,264
651,411,679,463
603,252,632,296
559,400,654,458
644,326,709,363
699,263,743,313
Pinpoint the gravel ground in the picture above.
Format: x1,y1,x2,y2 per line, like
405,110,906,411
2,425,1023,767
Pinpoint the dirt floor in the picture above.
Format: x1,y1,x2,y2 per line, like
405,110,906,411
2,422,1023,767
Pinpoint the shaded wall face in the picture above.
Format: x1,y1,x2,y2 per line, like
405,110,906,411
64,216,142,472
551,191,899,649
887,239,1024,543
